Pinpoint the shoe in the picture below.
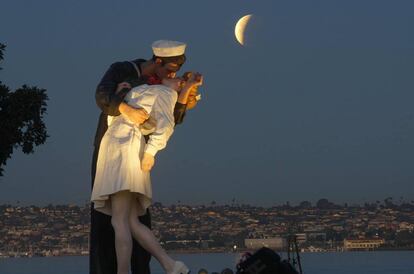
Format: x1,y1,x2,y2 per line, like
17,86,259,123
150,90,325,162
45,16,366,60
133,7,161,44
169,261,190,274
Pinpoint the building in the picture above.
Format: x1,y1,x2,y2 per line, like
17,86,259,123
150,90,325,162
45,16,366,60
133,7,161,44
295,233,307,244
244,238,287,250
343,239,385,251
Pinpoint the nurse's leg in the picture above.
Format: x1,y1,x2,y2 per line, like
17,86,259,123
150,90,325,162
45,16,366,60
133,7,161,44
131,210,152,274
111,190,133,274
129,197,176,273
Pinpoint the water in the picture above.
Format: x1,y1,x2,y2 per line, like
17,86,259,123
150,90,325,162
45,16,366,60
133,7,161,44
1,251,414,274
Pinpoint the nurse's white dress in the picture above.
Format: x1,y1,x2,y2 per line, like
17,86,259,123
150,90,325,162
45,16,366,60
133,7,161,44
91,84,177,216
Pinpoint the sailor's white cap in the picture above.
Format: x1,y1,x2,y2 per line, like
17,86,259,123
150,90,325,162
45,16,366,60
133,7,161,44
152,40,186,57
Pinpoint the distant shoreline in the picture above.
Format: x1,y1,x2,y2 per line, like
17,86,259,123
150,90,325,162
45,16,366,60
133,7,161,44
2,248,414,259
2,203,413,259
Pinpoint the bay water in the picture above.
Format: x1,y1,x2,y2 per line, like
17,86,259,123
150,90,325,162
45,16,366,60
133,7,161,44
1,251,413,274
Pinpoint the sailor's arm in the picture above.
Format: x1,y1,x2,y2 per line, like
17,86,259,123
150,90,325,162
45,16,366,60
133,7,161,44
95,62,129,116
95,62,148,124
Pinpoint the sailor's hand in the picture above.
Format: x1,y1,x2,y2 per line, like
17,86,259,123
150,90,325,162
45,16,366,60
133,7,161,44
116,82,132,94
119,102,149,125
141,153,155,171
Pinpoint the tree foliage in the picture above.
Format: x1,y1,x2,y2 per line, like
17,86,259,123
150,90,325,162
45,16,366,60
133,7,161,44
0,43,48,176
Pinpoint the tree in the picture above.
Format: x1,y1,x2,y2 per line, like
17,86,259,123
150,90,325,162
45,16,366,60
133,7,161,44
384,197,395,208
0,43,48,176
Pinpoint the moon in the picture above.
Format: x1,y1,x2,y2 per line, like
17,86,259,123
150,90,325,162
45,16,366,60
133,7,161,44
235,14,253,46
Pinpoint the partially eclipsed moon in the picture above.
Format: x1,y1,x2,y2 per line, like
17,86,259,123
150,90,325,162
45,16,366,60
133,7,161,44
235,14,253,46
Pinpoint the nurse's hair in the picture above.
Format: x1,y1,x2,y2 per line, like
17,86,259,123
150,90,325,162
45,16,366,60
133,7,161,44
182,71,194,81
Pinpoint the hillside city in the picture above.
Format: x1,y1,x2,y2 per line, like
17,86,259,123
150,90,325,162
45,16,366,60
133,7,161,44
1,199,414,257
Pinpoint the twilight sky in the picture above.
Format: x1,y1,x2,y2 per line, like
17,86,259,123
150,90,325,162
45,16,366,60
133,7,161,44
1,0,413,206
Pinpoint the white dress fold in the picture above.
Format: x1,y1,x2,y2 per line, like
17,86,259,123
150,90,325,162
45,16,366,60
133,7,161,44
91,84,177,216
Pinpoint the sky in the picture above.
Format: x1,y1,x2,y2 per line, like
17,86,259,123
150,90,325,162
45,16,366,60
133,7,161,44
0,0,413,206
